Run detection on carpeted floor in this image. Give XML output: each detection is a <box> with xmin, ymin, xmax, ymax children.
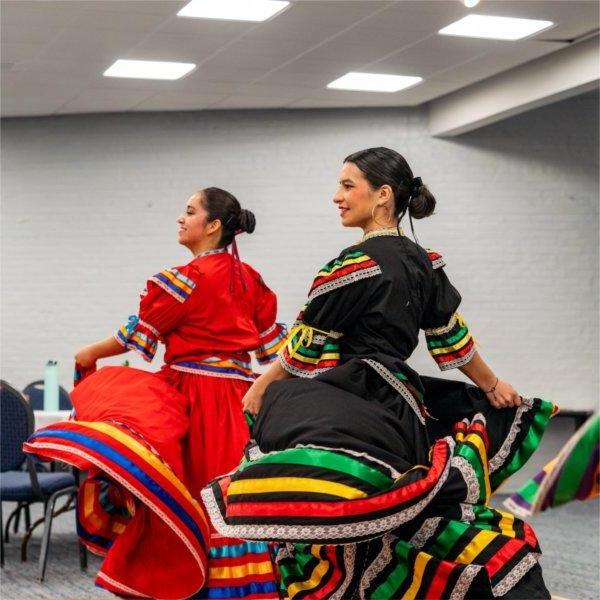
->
<box><xmin>1</xmin><ymin>497</ymin><xmax>598</xmax><ymax>599</ymax></box>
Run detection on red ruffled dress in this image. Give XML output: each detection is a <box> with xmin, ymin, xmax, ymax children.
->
<box><xmin>25</xmin><ymin>248</ymin><xmax>287</xmax><ymax>599</ymax></box>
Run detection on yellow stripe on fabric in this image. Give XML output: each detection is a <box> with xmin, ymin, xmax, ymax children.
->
<box><xmin>455</xmin><ymin>431</ymin><xmax>465</xmax><ymax>443</ymax></box>
<box><xmin>286</xmin><ymin>546</ymin><xmax>329</xmax><ymax>598</ymax></box>
<box><xmin>209</xmin><ymin>560</ymin><xmax>274</xmax><ymax>579</ymax></box>
<box><xmin>428</xmin><ymin>332</ymin><xmax>473</xmax><ymax>356</ymax></box>
<box><xmin>228</xmin><ymin>477</ymin><xmax>367</xmax><ymax>499</ymax></box>
<box><xmin>454</xmin><ymin>530</ymin><xmax>498</xmax><ymax>564</ymax></box>
<box><xmin>403</xmin><ymin>552</ymin><xmax>432</xmax><ymax>600</ymax></box>
<box><xmin>317</xmin><ymin>255</ymin><xmax>371</xmax><ymax>277</ymax></box>
<box><xmin>83</xmin><ymin>481</ymin><xmax>104</xmax><ymax>530</ymax></box>
<box><xmin>112</xmin><ymin>522</ymin><xmax>126</xmax><ymax>534</ymax></box>
<box><xmin>287</xmin><ymin>351</ymin><xmax>340</xmax><ymax>366</ymax></box>
<box><xmin>77</xmin><ymin>422</ymin><xmax>208</xmax><ymax>524</ymax></box>
<box><xmin>497</xmin><ymin>510</ymin><xmax>516</xmax><ymax>538</ymax></box>
<box><xmin>161</xmin><ymin>269</ymin><xmax>194</xmax><ymax>294</ymax></box>
<box><xmin>464</xmin><ymin>432</ymin><xmax>491</xmax><ymax>502</ymax></box>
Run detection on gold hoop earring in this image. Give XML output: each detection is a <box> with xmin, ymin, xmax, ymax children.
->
<box><xmin>371</xmin><ymin>204</ymin><xmax>392</xmax><ymax>228</ymax></box>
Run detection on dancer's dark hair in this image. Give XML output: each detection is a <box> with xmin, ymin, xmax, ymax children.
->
<box><xmin>200</xmin><ymin>187</ymin><xmax>256</xmax><ymax>247</ymax></box>
<box><xmin>344</xmin><ymin>147</ymin><xmax>436</xmax><ymax>220</ymax></box>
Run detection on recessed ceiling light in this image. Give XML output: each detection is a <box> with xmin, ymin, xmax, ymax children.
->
<box><xmin>103</xmin><ymin>59</ymin><xmax>196</xmax><ymax>80</ymax></box>
<box><xmin>439</xmin><ymin>14</ymin><xmax>554</xmax><ymax>40</ymax></box>
<box><xmin>178</xmin><ymin>0</ymin><xmax>289</xmax><ymax>22</ymax></box>
<box><xmin>463</xmin><ymin>0</ymin><xmax>480</xmax><ymax>7</ymax></box>
<box><xmin>327</xmin><ymin>72</ymin><xmax>423</xmax><ymax>93</ymax></box>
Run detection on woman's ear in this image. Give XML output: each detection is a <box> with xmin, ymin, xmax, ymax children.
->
<box><xmin>378</xmin><ymin>185</ymin><xmax>393</xmax><ymax>205</ymax></box>
<box><xmin>207</xmin><ymin>219</ymin><xmax>222</xmax><ymax>236</ymax></box>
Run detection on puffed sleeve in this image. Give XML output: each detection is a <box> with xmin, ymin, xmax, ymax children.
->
<box><xmin>114</xmin><ymin>266</ymin><xmax>197</xmax><ymax>362</ymax></box>
<box><xmin>279</xmin><ymin>249</ymin><xmax>382</xmax><ymax>377</ymax></box>
<box><xmin>252</xmin><ymin>275</ymin><xmax>288</xmax><ymax>365</ymax></box>
<box><xmin>421</xmin><ymin>250</ymin><xmax>475</xmax><ymax>371</ymax></box>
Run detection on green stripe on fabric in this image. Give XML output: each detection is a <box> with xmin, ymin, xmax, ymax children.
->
<box><xmin>370</xmin><ymin>540</ymin><xmax>412</xmax><ymax>598</ymax></box>
<box><xmin>427</xmin><ymin>520</ymin><xmax>470</xmax><ymax>559</ymax></box>
<box><xmin>237</xmin><ymin>448</ymin><xmax>393</xmax><ymax>490</ymax></box>
<box><xmin>470</xmin><ymin>506</ymin><xmax>496</xmax><ymax>531</ymax></box>
<box><xmin>426</xmin><ymin>325</ymin><xmax>468</xmax><ymax>349</ymax></box>
<box><xmin>490</xmin><ymin>400</ymin><xmax>555</xmax><ymax>489</ymax></box>
<box><xmin>456</xmin><ymin>443</ymin><xmax>486</xmax><ymax>502</ymax></box>
<box><xmin>319</xmin><ymin>251</ymin><xmax>366</xmax><ymax>274</ymax></box>
<box><xmin>392</xmin><ymin>370</ymin><xmax>409</xmax><ymax>382</ymax></box>
<box><xmin>554</xmin><ymin>420</ymin><xmax>599</xmax><ymax>504</ymax></box>
<box><xmin>295</xmin><ymin>342</ymin><xmax>340</xmax><ymax>359</ymax></box>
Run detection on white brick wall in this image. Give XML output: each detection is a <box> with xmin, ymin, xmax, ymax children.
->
<box><xmin>1</xmin><ymin>93</ymin><xmax>598</xmax><ymax>414</ymax></box>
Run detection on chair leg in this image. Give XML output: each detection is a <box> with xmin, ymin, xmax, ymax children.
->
<box><xmin>24</xmin><ymin>504</ymin><xmax>31</xmax><ymax>530</ymax></box>
<box><xmin>1</xmin><ymin>503</ymin><xmax>5</xmax><ymax>568</ymax></box>
<box><xmin>78</xmin><ymin>542</ymin><xmax>88</xmax><ymax>571</ymax></box>
<box><xmin>13</xmin><ymin>504</ymin><xmax>21</xmax><ymax>534</ymax></box>
<box><xmin>4</xmin><ymin>505</ymin><xmax>21</xmax><ymax>543</ymax></box>
<box><xmin>39</xmin><ymin>488</ymin><xmax>76</xmax><ymax>582</ymax></box>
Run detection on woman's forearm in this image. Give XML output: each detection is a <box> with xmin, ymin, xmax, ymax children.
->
<box><xmin>254</xmin><ymin>359</ymin><xmax>293</xmax><ymax>392</ymax></box>
<box><xmin>76</xmin><ymin>336</ymin><xmax>127</xmax><ymax>366</ymax></box>
<box><xmin>458</xmin><ymin>351</ymin><xmax>497</xmax><ymax>391</ymax></box>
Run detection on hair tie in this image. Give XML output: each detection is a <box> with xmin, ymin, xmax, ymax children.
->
<box><xmin>410</xmin><ymin>176</ymin><xmax>422</xmax><ymax>198</ymax></box>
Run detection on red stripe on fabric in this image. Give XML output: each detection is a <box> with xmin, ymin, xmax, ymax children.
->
<box><xmin>435</xmin><ymin>340</ymin><xmax>474</xmax><ymax>363</ymax></box>
<box><xmin>227</xmin><ymin>442</ymin><xmax>450</xmax><ymax>519</ymax></box>
<box><xmin>27</xmin><ymin>427</ymin><xmax>208</xmax><ymax>555</ymax></box>
<box><xmin>485</xmin><ymin>539</ymin><xmax>524</xmax><ymax>577</ymax></box>
<box><xmin>310</xmin><ymin>260</ymin><xmax>377</xmax><ymax>292</ymax></box>
<box><xmin>523</xmin><ymin>522</ymin><xmax>538</xmax><ymax>548</ymax></box>
<box><xmin>206</xmin><ymin>572</ymin><xmax>276</xmax><ymax>588</ymax></box>
<box><xmin>469</xmin><ymin>422</ymin><xmax>490</xmax><ymax>451</ymax></box>
<box><xmin>209</xmin><ymin>554</ymin><xmax>273</xmax><ymax>568</ymax></box>
<box><xmin>312</xmin><ymin>546</ymin><xmax>343</xmax><ymax>599</ymax></box>
<box><xmin>427</xmin><ymin>559</ymin><xmax>456</xmax><ymax>599</ymax></box>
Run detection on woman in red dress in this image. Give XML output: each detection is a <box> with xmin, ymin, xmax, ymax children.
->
<box><xmin>25</xmin><ymin>188</ymin><xmax>287</xmax><ymax>599</ymax></box>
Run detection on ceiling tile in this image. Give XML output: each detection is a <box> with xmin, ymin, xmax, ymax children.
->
<box><xmin>57</xmin><ymin>88</ymin><xmax>154</xmax><ymax>113</ymax></box>
<box><xmin>133</xmin><ymin>91</ymin><xmax>225</xmax><ymax>111</ymax></box>
<box><xmin>214</xmin><ymin>95</ymin><xmax>294</xmax><ymax>109</ymax></box>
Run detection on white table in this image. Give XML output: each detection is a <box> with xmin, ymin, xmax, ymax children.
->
<box><xmin>33</xmin><ymin>410</ymin><xmax>71</xmax><ymax>430</ymax></box>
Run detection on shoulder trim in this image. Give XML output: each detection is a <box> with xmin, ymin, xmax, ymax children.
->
<box><xmin>426</xmin><ymin>249</ymin><xmax>446</xmax><ymax>270</ymax></box>
<box><xmin>150</xmin><ymin>267</ymin><xmax>196</xmax><ymax>303</ymax></box>
<box><xmin>308</xmin><ymin>251</ymin><xmax>382</xmax><ymax>301</ymax></box>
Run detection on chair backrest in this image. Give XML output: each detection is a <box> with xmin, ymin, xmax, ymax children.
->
<box><xmin>1</xmin><ymin>380</ymin><xmax>34</xmax><ymax>472</ymax></box>
<box><xmin>23</xmin><ymin>380</ymin><xmax>72</xmax><ymax>411</ymax></box>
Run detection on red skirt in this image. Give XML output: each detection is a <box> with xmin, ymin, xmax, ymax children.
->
<box><xmin>24</xmin><ymin>366</ymin><xmax>279</xmax><ymax>599</ymax></box>
<box><xmin>156</xmin><ymin>365</ymin><xmax>252</xmax><ymax>498</ymax></box>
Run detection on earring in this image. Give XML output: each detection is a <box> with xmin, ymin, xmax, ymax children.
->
<box><xmin>371</xmin><ymin>204</ymin><xmax>392</xmax><ymax>228</ymax></box>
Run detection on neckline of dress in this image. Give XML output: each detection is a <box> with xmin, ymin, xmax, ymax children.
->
<box><xmin>194</xmin><ymin>247</ymin><xmax>227</xmax><ymax>258</ymax></box>
<box><xmin>360</xmin><ymin>227</ymin><xmax>404</xmax><ymax>242</ymax></box>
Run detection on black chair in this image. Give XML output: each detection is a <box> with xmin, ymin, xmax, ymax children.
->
<box><xmin>22</xmin><ymin>380</ymin><xmax>72</xmax><ymax>411</ymax></box>
<box><xmin>0</xmin><ymin>380</ymin><xmax>79</xmax><ymax>580</ymax></box>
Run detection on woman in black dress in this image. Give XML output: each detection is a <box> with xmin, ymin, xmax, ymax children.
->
<box><xmin>202</xmin><ymin>148</ymin><xmax>555</xmax><ymax>599</ymax></box>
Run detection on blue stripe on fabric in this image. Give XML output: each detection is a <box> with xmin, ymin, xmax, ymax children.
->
<box><xmin>29</xmin><ymin>429</ymin><xmax>206</xmax><ymax>550</ymax></box>
<box><xmin>199</xmin><ymin>581</ymin><xmax>278</xmax><ymax>599</ymax></box>
<box><xmin>175</xmin><ymin>362</ymin><xmax>252</xmax><ymax>377</ymax></box>
<box><xmin>155</xmin><ymin>273</ymin><xmax>187</xmax><ymax>300</ymax></box>
<box><xmin>76</xmin><ymin>521</ymin><xmax>113</xmax><ymax>551</ymax></box>
<box><xmin>208</xmin><ymin>541</ymin><xmax>270</xmax><ymax>559</ymax></box>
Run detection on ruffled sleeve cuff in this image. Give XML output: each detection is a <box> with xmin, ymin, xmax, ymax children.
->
<box><xmin>424</xmin><ymin>312</ymin><xmax>475</xmax><ymax>371</ymax></box>
<box><xmin>114</xmin><ymin>315</ymin><xmax>160</xmax><ymax>363</ymax></box>
<box><xmin>278</xmin><ymin>323</ymin><xmax>342</xmax><ymax>378</ymax></box>
<box><xmin>255</xmin><ymin>323</ymin><xmax>288</xmax><ymax>365</ymax></box>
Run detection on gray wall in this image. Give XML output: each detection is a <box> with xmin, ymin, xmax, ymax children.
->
<box><xmin>1</xmin><ymin>93</ymin><xmax>598</xmax><ymax>415</ymax></box>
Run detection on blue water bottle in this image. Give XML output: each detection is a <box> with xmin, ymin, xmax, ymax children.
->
<box><xmin>44</xmin><ymin>360</ymin><xmax>59</xmax><ymax>411</ymax></box>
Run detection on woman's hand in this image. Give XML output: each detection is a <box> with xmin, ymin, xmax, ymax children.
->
<box><xmin>75</xmin><ymin>345</ymin><xmax>98</xmax><ymax>368</ymax></box>
<box><xmin>486</xmin><ymin>379</ymin><xmax>522</xmax><ymax>409</ymax></box>
<box><xmin>242</xmin><ymin>383</ymin><xmax>265</xmax><ymax>417</ymax></box>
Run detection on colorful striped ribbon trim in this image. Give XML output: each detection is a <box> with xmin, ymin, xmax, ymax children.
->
<box><xmin>424</xmin><ymin>312</ymin><xmax>475</xmax><ymax>370</ymax></box>
<box><xmin>308</xmin><ymin>251</ymin><xmax>382</xmax><ymax>301</ymax></box>
<box><xmin>255</xmin><ymin>323</ymin><xmax>288</xmax><ymax>365</ymax></box>
<box><xmin>151</xmin><ymin>267</ymin><xmax>196</xmax><ymax>303</ymax></box>
<box><xmin>171</xmin><ymin>357</ymin><xmax>256</xmax><ymax>382</ymax></box>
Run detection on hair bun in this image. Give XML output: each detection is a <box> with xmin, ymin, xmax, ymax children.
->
<box><xmin>409</xmin><ymin>183</ymin><xmax>436</xmax><ymax>220</ymax></box>
<box><xmin>238</xmin><ymin>208</ymin><xmax>256</xmax><ymax>234</ymax></box>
